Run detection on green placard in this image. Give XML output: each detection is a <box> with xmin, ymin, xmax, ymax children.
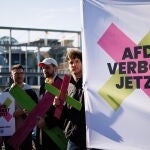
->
<box><xmin>45</xmin><ymin>83</ymin><xmax>82</xmax><ymax>111</ymax></box>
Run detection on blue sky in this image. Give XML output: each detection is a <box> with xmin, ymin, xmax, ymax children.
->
<box><xmin>0</xmin><ymin>0</ymin><xmax>81</xmax><ymax>31</ymax></box>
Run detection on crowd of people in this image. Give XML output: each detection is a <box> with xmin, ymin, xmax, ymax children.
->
<box><xmin>0</xmin><ymin>49</ymin><xmax>87</xmax><ymax>150</ymax></box>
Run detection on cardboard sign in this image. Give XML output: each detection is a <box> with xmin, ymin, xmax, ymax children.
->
<box><xmin>0</xmin><ymin>92</ymin><xmax>15</xmax><ymax>136</ymax></box>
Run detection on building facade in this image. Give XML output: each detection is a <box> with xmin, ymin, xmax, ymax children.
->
<box><xmin>0</xmin><ymin>27</ymin><xmax>81</xmax><ymax>91</ymax></box>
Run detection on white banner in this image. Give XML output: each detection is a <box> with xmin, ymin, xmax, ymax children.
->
<box><xmin>81</xmin><ymin>0</ymin><xmax>150</xmax><ymax>150</ymax></box>
<box><xmin>0</xmin><ymin>92</ymin><xmax>15</xmax><ymax>136</ymax></box>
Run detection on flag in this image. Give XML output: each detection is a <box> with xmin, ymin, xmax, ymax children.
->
<box><xmin>81</xmin><ymin>0</ymin><xmax>150</xmax><ymax>149</ymax></box>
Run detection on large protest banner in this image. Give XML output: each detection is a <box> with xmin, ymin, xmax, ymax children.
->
<box><xmin>0</xmin><ymin>92</ymin><xmax>15</xmax><ymax>136</ymax></box>
<box><xmin>81</xmin><ymin>0</ymin><xmax>150</xmax><ymax>150</ymax></box>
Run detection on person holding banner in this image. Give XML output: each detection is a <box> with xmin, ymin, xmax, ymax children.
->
<box><xmin>54</xmin><ymin>49</ymin><xmax>86</xmax><ymax>150</ymax></box>
<box><xmin>3</xmin><ymin>64</ymin><xmax>38</xmax><ymax>150</ymax></box>
<box><xmin>36</xmin><ymin>57</ymin><xmax>63</xmax><ymax>150</ymax></box>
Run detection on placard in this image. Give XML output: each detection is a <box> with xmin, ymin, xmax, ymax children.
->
<box><xmin>0</xmin><ymin>92</ymin><xmax>15</xmax><ymax>136</ymax></box>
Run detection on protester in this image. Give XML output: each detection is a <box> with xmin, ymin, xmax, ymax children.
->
<box><xmin>36</xmin><ymin>57</ymin><xmax>63</xmax><ymax>150</ymax></box>
<box><xmin>54</xmin><ymin>49</ymin><xmax>86</xmax><ymax>150</ymax></box>
<box><xmin>3</xmin><ymin>64</ymin><xmax>38</xmax><ymax>150</ymax></box>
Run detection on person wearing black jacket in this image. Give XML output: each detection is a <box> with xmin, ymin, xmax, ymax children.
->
<box><xmin>36</xmin><ymin>57</ymin><xmax>63</xmax><ymax>150</ymax></box>
<box><xmin>3</xmin><ymin>64</ymin><xmax>38</xmax><ymax>150</ymax></box>
<box><xmin>54</xmin><ymin>49</ymin><xmax>86</xmax><ymax>150</ymax></box>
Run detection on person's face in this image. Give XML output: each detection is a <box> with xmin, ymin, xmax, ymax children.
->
<box><xmin>42</xmin><ymin>64</ymin><xmax>57</xmax><ymax>78</ymax></box>
<box><xmin>11</xmin><ymin>68</ymin><xmax>25</xmax><ymax>84</ymax></box>
<box><xmin>68</xmin><ymin>57</ymin><xmax>82</xmax><ymax>78</ymax></box>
